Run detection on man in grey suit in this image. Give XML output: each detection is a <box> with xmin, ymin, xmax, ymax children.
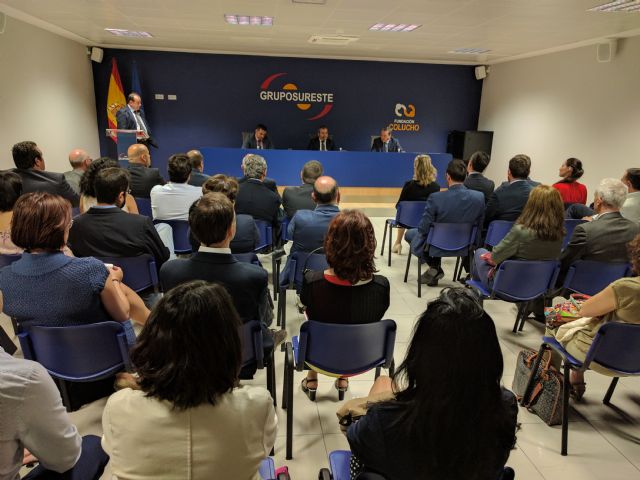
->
<box><xmin>464</xmin><ymin>151</ymin><xmax>494</xmax><ymax>203</ymax></box>
<box><xmin>282</xmin><ymin>160</ymin><xmax>323</xmax><ymax>218</ymax></box>
<box><xmin>63</xmin><ymin>149</ymin><xmax>92</xmax><ymax>194</ymax></box>
<box><xmin>186</xmin><ymin>150</ymin><xmax>210</xmax><ymax>187</ymax></box>
<box><xmin>371</xmin><ymin>127</ymin><xmax>403</xmax><ymax>152</ymax></box>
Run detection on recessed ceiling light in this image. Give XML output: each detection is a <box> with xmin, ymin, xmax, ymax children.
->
<box><xmin>450</xmin><ymin>47</ymin><xmax>492</xmax><ymax>54</ymax></box>
<box><xmin>369</xmin><ymin>23</ymin><xmax>421</xmax><ymax>32</ymax></box>
<box><xmin>588</xmin><ymin>0</ymin><xmax>640</xmax><ymax>12</ymax></box>
<box><xmin>225</xmin><ymin>14</ymin><xmax>274</xmax><ymax>26</ymax></box>
<box><xmin>105</xmin><ymin>28</ymin><xmax>153</xmax><ymax>38</ymax></box>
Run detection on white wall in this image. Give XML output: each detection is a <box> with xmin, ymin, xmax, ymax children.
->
<box><xmin>0</xmin><ymin>16</ymin><xmax>99</xmax><ymax>173</ymax></box>
<box><xmin>479</xmin><ymin>36</ymin><xmax>640</xmax><ymax>197</ymax></box>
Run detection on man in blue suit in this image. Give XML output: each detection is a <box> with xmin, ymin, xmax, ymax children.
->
<box><xmin>116</xmin><ymin>92</ymin><xmax>157</xmax><ymax>148</ymax></box>
<box><xmin>485</xmin><ymin>154</ymin><xmax>534</xmax><ymax>227</ymax></box>
<box><xmin>405</xmin><ymin>159</ymin><xmax>485</xmax><ymax>286</ymax></box>
<box><xmin>371</xmin><ymin>127</ymin><xmax>403</xmax><ymax>152</ymax></box>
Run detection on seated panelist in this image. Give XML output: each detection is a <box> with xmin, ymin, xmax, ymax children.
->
<box><xmin>371</xmin><ymin>127</ymin><xmax>403</xmax><ymax>153</ymax></box>
<box><xmin>307</xmin><ymin>125</ymin><xmax>336</xmax><ymax>151</ymax></box>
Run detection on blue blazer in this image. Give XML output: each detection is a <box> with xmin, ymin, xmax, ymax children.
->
<box><xmin>116</xmin><ymin>106</ymin><xmax>151</xmax><ymax>135</ymax></box>
<box><xmin>410</xmin><ymin>184</ymin><xmax>485</xmax><ymax>257</ymax></box>
<box><xmin>371</xmin><ymin>137</ymin><xmax>403</xmax><ymax>152</ymax></box>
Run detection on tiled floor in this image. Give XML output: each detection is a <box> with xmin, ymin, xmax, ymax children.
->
<box><xmin>5</xmin><ymin>216</ymin><xmax>640</xmax><ymax>479</ymax></box>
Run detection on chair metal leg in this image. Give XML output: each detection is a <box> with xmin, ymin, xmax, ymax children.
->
<box><xmin>521</xmin><ymin>344</ymin><xmax>547</xmax><ymax>406</ymax></box>
<box><xmin>512</xmin><ymin>302</ymin><xmax>527</xmax><ymax>333</ymax></box>
<box><xmin>561</xmin><ymin>362</ymin><xmax>571</xmax><ymax>456</ymax></box>
<box><xmin>404</xmin><ymin>251</ymin><xmax>412</xmax><ymax>283</ymax></box>
<box><xmin>453</xmin><ymin>257</ymin><xmax>460</xmax><ymax>281</ymax></box>
<box><xmin>272</xmin><ymin>256</ymin><xmax>278</xmax><ymax>301</ymax></box>
<box><xmin>267</xmin><ymin>350</ymin><xmax>277</xmax><ymax>407</ymax></box>
<box><xmin>285</xmin><ymin>344</ymin><xmax>294</xmax><ymax>460</ymax></box>
<box><xmin>375</xmin><ymin>366</ymin><xmax>381</xmax><ymax>379</ymax></box>
<box><xmin>282</xmin><ymin>344</ymin><xmax>291</xmax><ymax>410</ymax></box>
<box><xmin>387</xmin><ymin>225</ymin><xmax>393</xmax><ymax>267</ymax></box>
<box><xmin>380</xmin><ymin>221</ymin><xmax>388</xmax><ymax>256</ymax></box>
<box><xmin>59</xmin><ymin>379</ymin><xmax>73</xmax><ymax>412</ymax></box>
<box><xmin>389</xmin><ymin>358</ymin><xmax>395</xmax><ymax>376</ymax></box>
<box><xmin>417</xmin><ymin>259</ymin><xmax>422</xmax><ymax>298</ymax></box>
<box><xmin>603</xmin><ymin>377</ymin><xmax>619</xmax><ymax>405</ymax></box>
<box><xmin>518</xmin><ymin>301</ymin><xmax>530</xmax><ymax>331</ymax></box>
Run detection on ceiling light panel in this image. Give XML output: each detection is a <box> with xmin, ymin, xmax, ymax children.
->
<box><xmin>292</xmin><ymin>0</ymin><xmax>327</xmax><ymax>3</ymax></box>
<box><xmin>369</xmin><ymin>23</ymin><xmax>421</xmax><ymax>32</ymax></box>
<box><xmin>105</xmin><ymin>28</ymin><xmax>153</xmax><ymax>37</ymax></box>
<box><xmin>588</xmin><ymin>1</ymin><xmax>640</xmax><ymax>12</ymax></box>
<box><xmin>225</xmin><ymin>15</ymin><xmax>274</xmax><ymax>26</ymax></box>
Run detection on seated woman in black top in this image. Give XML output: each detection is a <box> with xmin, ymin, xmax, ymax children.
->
<box><xmin>347</xmin><ymin>288</ymin><xmax>517</xmax><ymax>480</ymax></box>
<box><xmin>301</xmin><ymin>210</ymin><xmax>390</xmax><ymax>400</ymax></box>
<box><xmin>392</xmin><ymin>154</ymin><xmax>440</xmax><ymax>255</ymax></box>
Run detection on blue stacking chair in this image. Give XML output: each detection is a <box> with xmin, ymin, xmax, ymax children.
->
<box><xmin>281</xmin><ymin>217</ymin><xmax>292</xmax><ymax>242</ymax></box>
<box><xmin>240</xmin><ymin>321</ymin><xmax>276</xmax><ymax>406</ymax></box>
<box><xmin>134</xmin><ymin>197</ymin><xmax>152</xmax><ymax>218</ymax></box>
<box><xmin>485</xmin><ymin>220</ymin><xmax>514</xmax><ymax>248</ymax></box>
<box><xmin>282</xmin><ymin>320</ymin><xmax>396</xmax><ymax>459</ymax></box>
<box><xmin>154</xmin><ymin>219</ymin><xmax>192</xmax><ymax>254</ymax></box>
<box><xmin>234</xmin><ymin>252</ymin><xmax>263</xmax><ymax>266</ymax></box>
<box><xmin>404</xmin><ymin>222</ymin><xmax>477</xmax><ymax>298</ymax></box>
<box><xmin>254</xmin><ymin>219</ymin><xmax>280</xmax><ymax>299</ymax></box>
<box><xmin>562</xmin><ymin>260</ymin><xmax>631</xmax><ymax>296</ymax></box>
<box><xmin>18</xmin><ymin>322</ymin><xmax>132</xmax><ymax>411</ymax></box>
<box><xmin>380</xmin><ymin>201</ymin><xmax>427</xmax><ymax>267</ymax></box>
<box><xmin>319</xmin><ymin>450</ymin><xmax>515</xmax><ymax>480</ymax></box>
<box><xmin>259</xmin><ymin>457</ymin><xmax>290</xmax><ymax>479</ymax></box>
<box><xmin>95</xmin><ymin>254</ymin><xmax>159</xmax><ymax>293</ymax></box>
<box><xmin>276</xmin><ymin>251</ymin><xmax>328</xmax><ymax>332</ymax></box>
<box><xmin>467</xmin><ymin>260</ymin><xmax>560</xmax><ymax>333</ymax></box>
<box><xmin>523</xmin><ymin>323</ymin><xmax>640</xmax><ymax>456</ymax></box>
<box><xmin>562</xmin><ymin>219</ymin><xmax>587</xmax><ymax>250</ymax></box>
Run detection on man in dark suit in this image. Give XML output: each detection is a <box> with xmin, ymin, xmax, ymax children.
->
<box><xmin>282</xmin><ymin>160</ymin><xmax>323</xmax><ymax>218</ymax></box>
<box><xmin>405</xmin><ymin>160</ymin><xmax>485</xmax><ymax>286</ymax></box>
<box><xmin>115</xmin><ymin>92</ymin><xmax>157</xmax><ymax>148</ymax></box>
<box><xmin>484</xmin><ymin>154</ymin><xmax>534</xmax><ymax>227</ymax></box>
<box><xmin>126</xmin><ymin>143</ymin><xmax>165</xmax><ymax>198</ymax></box>
<box><xmin>186</xmin><ymin>150</ymin><xmax>209</xmax><ymax>187</ymax></box>
<box><xmin>11</xmin><ymin>141</ymin><xmax>79</xmax><ymax>207</ymax></box>
<box><xmin>68</xmin><ymin>167</ymin><xmax>170</xmax><ymax>272</ymax></box>
<box><xmin>238</xmin><ymin>153</ymin><xmax>278</xmax><ymax>193</ymax></box>
<box><xmin>464</xmin><ymin>151</ymin><xmax>495</xmax><ymax>203</ymax></box>
<box><xmin>241</xmin><ymin>123</ymin><xmax>274</xmax><ymax>149</ymax></box>
<box><xmin>371</xmin><ymin>127</ymin><xmax>403</xmax><ymax>153</ymax></box>
<box><xmin>307</xmin><ymin>126</ymin><xmax>336</xmax><ymax>151</ymax></box>
<box><xmin>559</xmin><ymin>178</ymin><xmax>640</xmax><ymax>283</ymax></box>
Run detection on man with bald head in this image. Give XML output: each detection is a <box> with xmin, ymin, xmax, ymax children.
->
<box><xmin>187</xmin><ymin>149</ymin><xmax>210</xmax><ymax>187</ymax></box>
<box><xmin>126</xmin><ymin>143</ymin><xmax>165</xmax><ymax>198</ymax></box>
<box><xmin>64</xmin><ymin>149</ymin><xmax>91</xmax><ymax>194</ymax></box>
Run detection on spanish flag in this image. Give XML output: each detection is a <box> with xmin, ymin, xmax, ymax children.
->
<box><xmin>106</xmin><ymin>58</ymin><xmax>126</xmax><ymax>142</ymax></box>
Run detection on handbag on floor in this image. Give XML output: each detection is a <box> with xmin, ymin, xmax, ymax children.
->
<box><xmin>512</xmin><ymin>348</ymin><xmax>564</xmax><ymax>426</ymax></box>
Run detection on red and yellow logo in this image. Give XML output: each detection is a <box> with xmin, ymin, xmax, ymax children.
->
<box><xmin>259</xmin><ymin>73</ymin><xmax>334</xmax><ymax>120</ymax></box>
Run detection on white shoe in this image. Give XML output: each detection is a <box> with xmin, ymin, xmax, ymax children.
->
<box><xmin>391</xmin><ymin>243</ymin><xmax>402</xmax><ymax>254</ymax></box>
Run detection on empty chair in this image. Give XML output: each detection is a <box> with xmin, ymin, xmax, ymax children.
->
<box><xmin>135</xmin><ymin>197</ymin><xmax>152</xmax><ymax>217</ymax></box>
<box><xmin>485</xmin><ymin>220</ymin><xmax>515</xmax><ymax>248</ymax></box>
<box><xmin>562</xmin><ymin>260</ymin><xmax>631</xmax><ymax>296</ymax></box>
<box><xmin>95</xmin><ymin>254</ymin><xmax>159</xmax><ymax>293</ymax></box>
<box><xmin>380</xmin><ymin>201</ymin><xmax>427</xmax><ymax>266</ymax></box>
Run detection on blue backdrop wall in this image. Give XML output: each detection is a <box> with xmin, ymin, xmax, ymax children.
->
<box><xmin>93</xmin><ymin>49</ymin><xmax>482</xmax><ymax>176</ymax></box>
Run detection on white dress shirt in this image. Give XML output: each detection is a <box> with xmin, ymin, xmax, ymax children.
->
<box><xmin>150</xmin><ymin>182</ymin><xmax>202</xmax><ymax>221</ymax></box>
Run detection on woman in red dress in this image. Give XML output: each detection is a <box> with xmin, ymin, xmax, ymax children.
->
<box><xmin>553</xmin><ymin>157</ymin><xmax>587</xmax><ymax>206</ymax></box>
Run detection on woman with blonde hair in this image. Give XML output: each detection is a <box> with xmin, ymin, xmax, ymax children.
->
<box><xmin>391</xmin><ymin>154</ymin><xmax>440</xmax><ymax>254</ymax></box>
<box><xmin>472</xmin><ymin>185</ymin><xmax>565</xmax><ymax>289</ymax></box>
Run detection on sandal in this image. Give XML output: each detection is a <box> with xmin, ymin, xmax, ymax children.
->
<box><xmin>335</xmin><ymin>377</ymin><xmax>349</xmax><ymax>401</ymax></box>
<box><xmin>301</xmin><ymin>378</ymin><xmax>318</xmax><ymax>401</ymax></box>
<box><xmin>570</xmin><ymin>382</ymin><xmax>586</xmax><ymax>402</ymax></box>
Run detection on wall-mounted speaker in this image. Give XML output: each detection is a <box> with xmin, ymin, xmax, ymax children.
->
<box><xmin>0</xmin><ymin>13</ymin><xmax>6</xmax><ymax>34</ymax></box>
<box><xmin>597</xmin><ymin>39</ymin><xmax>617</xmax><ymax>63</ymax></box>
<box><xmin>474</xmin><ymin>65</ymin><xmax>488</xmax><ymax>80</ymax></box>
<box><xmin>90</xmin><ymin>47</ymin><xmax>104</xmax><ymax>63</ymax></box>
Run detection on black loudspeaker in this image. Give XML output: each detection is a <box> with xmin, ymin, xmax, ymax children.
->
<box><xmin>446</xmin><ymin>130</ymin><xmax>494</xmax><ymax>161</ymax></box>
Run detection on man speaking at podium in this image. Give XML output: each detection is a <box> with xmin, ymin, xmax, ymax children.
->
<box><xmin>116</xmin><ymin>92</ymin><xmax>158</xmax><ymax>148</ymax></box>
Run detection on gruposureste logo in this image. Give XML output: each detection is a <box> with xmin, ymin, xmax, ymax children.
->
<box><xmin>259</xmin><ymin>72</ymin><xmax>334</xmax><ymax>120</ymax></box>
<box><xmin>392</xmin><ymin>102</ymin><xmax>420</xmax><ymax>131</ymax></box>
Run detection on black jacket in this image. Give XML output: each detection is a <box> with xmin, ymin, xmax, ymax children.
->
<box><xmin>307</xmin><ymin>137</ymin><xmax>336</xmax><ymax>151</ymax></box>
<box><xmin>464</xmin><ymin>172</ymin><xmax>495</xmax><ymax>203</ymax></box>
<box><xmin>13</xmin><ymin>168</ymin><xmax>79</xmax><ymax>207</ymax></box>
<box><xmin>236</xmin><ymin>179</ymin><xmax>282</xmax><ymax>227</ymax></box>
<box><xmin>127</xmin><ymin>163</ymin><xmax>165</xmax><ymax>198</ymax></box>
<box><xmin>484</xmin><ymin>180</ymin><xmax>533</xmax><ymax>227</ymax></box>
<box><xmin>282</xmin><ymin>184</ymin><xmax>315</xmax><ymax>219</ymax></box>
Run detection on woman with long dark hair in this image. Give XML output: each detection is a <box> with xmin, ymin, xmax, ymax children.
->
<box><xmin>553</xmin><ymin>157</ymin><xmax>587</xmax><ymax>206</ymax></box>
<box><xmin>347</xmin><ymin>288</ymin><xmax>517</xmax><ymax>480</ymax></box>
<box><xmin>79</xmin><ymin>157</ymin><xmax>139</xmax><ymax>214</ymax></box>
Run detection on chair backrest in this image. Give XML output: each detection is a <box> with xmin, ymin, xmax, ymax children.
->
<box><xmin>563</xmin><ymin>219</ymin><xmax>587</xmax><ymax>249</ymax></box>
<box><xmin>95</xmin><ymin>254</ymin><xmax>158</xmax><ymax>292</ymax></box>
<box><xmin>0</xmin><ymin>254</ymin><xmax>21</xmax><ymax>269</ymax></box>
<box><xmin>284</xmin><ymin>251</ymin><xmax>329</xmax><ymax>289</ymax></box>
<box><xmin>157</xmin><ymin>219</ymin><xmax>191</xmax><ymax>254</ymax></box>
<box><xmin>135</xmin><ymin>197</ymin><xmax>152</xmax><ymax>217</ymax></box>
<box><xmin>18</xmin><ymin>322</ymin><xmax>131</xmax><ymax>382</ymax></box>
<box><xmin>297</xmin><ymin>319</ymin><xmax>396</xmax><ymax>375</ymax></box>
<box><xmin>234</xmin><ymin>252</ymin><xmax>262</xmax><ymax>266</ymax></box>
<box><xmin>427</xmin><ymin>222</ymin><xmax>477</xmax><ymax>252</ymax></box>
<box><xmin>240</xmin><ymin>320</ymin><xmax>264</xmax><ymax>370</ymax></box>
<box><xmin>254</xmin><ymin>220</ymin><xmax>274</xmax><ymax>251</ymax></box>
<box><xmin>395</xmin><ymin>201</ymin><xmax>427</xmax><ymax>229</ymax></box>
<box><xmin>586</xmin><ymin>322</ymin><xmax>640</xmax><ymax>375</ymax></box>
<box><xmin>281</xmin><ymin>217</ymin><xmax>292</xmax><ymax>242</ymax></box>
<box><xmin>492</xmin><ymin>260</ymin><xmax>560</xmax><ymax>301</ymax></box>
<box><xmin>563</xmin><ymin>260</ymin><xmax>631</xmax><ymax>296</ymax></box>
<box><xmin>485</xmin><ymin>220</ymin><xmax>514</xmax><ymax>247</ymax></box>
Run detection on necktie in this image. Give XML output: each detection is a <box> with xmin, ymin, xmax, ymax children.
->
<box><xmin>257</xmin><ymin>141</ymin><xmax>263</xmax><ymax>149</ymax></box>
<box><xmin>134</xmin><ymin>111</ymin><xmax>148</xmax><ymax>135</ymax></box>
<box><xmin>321</xmin><ymin>141</ymin><xmax>325</xmax><ymax>151</ymax></box>
<box><xmin>383</xmin><ymin>142</ymin><xmax>388</xmax><ymax>153</ymax></box>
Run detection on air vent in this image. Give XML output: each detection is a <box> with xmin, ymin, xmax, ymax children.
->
<box><xmin>308</xmin><ymin>35</ymin><xmax>359</xmax><ymax>46</ymax></box>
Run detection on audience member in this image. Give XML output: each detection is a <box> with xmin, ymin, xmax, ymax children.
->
<box><xmin>485</xmin><ymin>154</ymin><xmax>534</xmax><ymax>227</ymax></box>
<box><xmin>126</xmin><ymin>143</ymin><xmax>165</xmax><ymax>198</ymax></box>
<box><xmin>347</xmin><ymin>288</ymin><xmax>517</xmax><ymax>480</ymax></box>
<box><xmin>405</xmin><ymin>159</ymin><xmax>484</xmax><ymax>286</ymax></box>
<box><xmin>186</xmin><ymin>149</ymin><xmax>210</xmax><ymax>187</ymax></box>
<box><xmin>473</xmin><ymin>185</ymin><xmax>564</xmax><ymax>290</ymax></box>
<box><xmin>546</xmin><ymin>234</ymin><xmax>640</xmax><ymax>400</ymax></box>
<box><xmin>553</xmin><ymin>157</ymin><xmax>587</xmax><ymax>206</ymax></box>
<box><xmin>391</xmin><ymin>154</ymin><xmax>441</xmax><ymax>255</ymax></box>
<box><xmin>235</xmin><ymin>154</ymin><xmax>283</xmax><ymax>242</ymax></box>
<box><xmin>79</xmin><ymin>157</ymin><xmax>139</xmax><ymax>214</ymax></box>
<box><xmin>300</xmin><ymin>210</ymin><xmax>390</xmax><ymax>399</ymax></box>
<box><xmin>497</xmin><ymin>154</ymin><xmax>540</xmax><ymax>188</ymax></box>
<box><xmin>64</xmin><ymin>149</ymin><xmax>92</xmax><ymax>195</ymax></box>
<box><xmin>102</xmin><ymin>281</ymin><xmax>277</xmax><ymax>479</ymax></box>
<box><xmin>0</xmin><ymin>171</ymin><xmax>23</xmax><ymax>255</ymax></box>
<box><xmin>242</xmin><ymin>123</ymin><xmax>274</xmax><ymax>149</ymax></box>
<box><xmin>621</xmin><ymin>167</ymin><xmax>640</xmax><ymax>223</ymax></box>
<box><xmin>0</xmin><ymin>193</ymin><xmax>149</xmax><ymax>342</ymax></box>
<box><xmin>464</xmin><ymin>150</ymin><xmax>495</xmax><ymax>202</ymax></box>
<box><xmin>1</xmin><ymin>349</ymin><xmax>109</xmax><ymax>480</ymax></box>
<box><xmin>11</xmin><ymin>141</ymin><xmax>79</xmax><ymax>207</ymax></box>
<box><xmin>282</xmin><ymin>160</ymin><xmax>324</xmax><ymax>218</ymax></box>
<box><xmin>69</xmin><ymin>167</ymin><xmax>170</xmax><ymax>272</ymax></box>
<box><xmin>371</xmin><ymin>126</ymin><xmax>403</xmax><ymax>152</ymax></box>
<box><xmin>238</xmin><ymin>153</ymin><xmax>278</xmax><ymax>193</ymax></box>
<box><xmin>150</xmin><ymin>154</ymin><xmax>202</xmax><ymax>221</ymax></box>
<box><xmin>307</xmin><ymin>125</ymin><xmax>336</xmax><ymax>151</ymax></box>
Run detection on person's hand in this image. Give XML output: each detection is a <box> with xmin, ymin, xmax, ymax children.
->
<box><xmin>581</xmin><ymin>216</ymin><xmax>593</xmax><ymax>222</ymax></box>
<box><xmin>23</xmin><ymin>449</ymin><xmax>37</xmax><ymax>465</ymax></box>
<box><xmin>480</xmin><ymin>252</ymin><xmax>496</xmax><ymax>266</ymax></box>
<box><xmin>109</xmin><ymin>264</ymin><xmax>124</xmax><ymax>283</ymax></box>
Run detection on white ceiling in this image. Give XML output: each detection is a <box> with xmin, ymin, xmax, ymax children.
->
<box><xmin>2</xmin><ymin>0</ymin><xmax>640</xmax><ymax>64</ymax></box>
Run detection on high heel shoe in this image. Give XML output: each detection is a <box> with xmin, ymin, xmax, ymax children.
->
<box><xmin>570</xmin><ymin>381</ymin><xmax>586</xmax><ymax>401</ymax></box>
<box><xmin>391</xmin><ymin>243</ymin><xmax>402</xmax><ymax>255</ymax></box>
<box><xmin>335</xmin><ymin>377</ymin><xmax>349</xmax><ymax>401</ymax></box>
<box><xmin>301</xmin><ymin>378</ymin><xmax>317</xmax><ymax>401</ymax></box>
